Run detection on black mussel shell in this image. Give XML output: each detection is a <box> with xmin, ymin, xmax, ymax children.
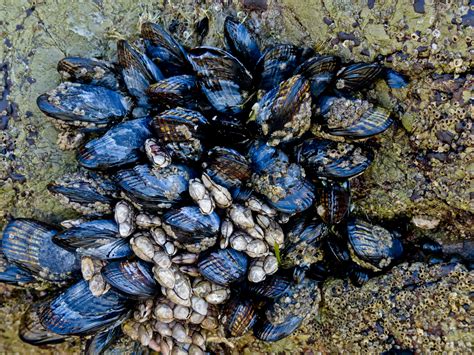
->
<box><xmin>295</xmin><ymin>139</ymin><xmax>374</xmax><ymax>180</ymax></box>
<box><xmin>198</xmin><ymin>248</ymin><xmax>248</xmax><ymax>286</ymax></box>
<box><xmin>247</xmin><ymin>140</ymin><xmax>290</xmax><ymax>175</ymax></box>
<box><xmin>306</xmin><ymin>262</ymin><xmax>331</xmax><ymax>281</ymax></box>
<box><xmin>335</xmin><ymin>62</ymin><xmax>383</xmax><ymax>92</ymax></box>
<box><xmin>418</xmin><ymin>237</ymin><xmax>443</xmax><ymax>256</ymax></box>
<box><xmin>47</xmin><ymin>171</ymin><xmax>118</xmax><ymax>213</ymax></box>
<box><xmin>1</xmin><ymin>219</ymin><xmax>79</xmax><ymax>282</ymax></box>
<box><xmin>282</xmin><ymin>215</ymin><xmax>329</xmax><ymax>268</ymax></box>
<box><xmin>320</xmin><ymin>97</ymin><xmax>393</xmax><ymax>139</ymax></box>
<box><xmin>204</xmin><ymin>147</ymin><xmax>251</xmax><ymax>189</ymax></box>
<box><xmin>37</xmin><ymin>83</ymin><xmax>131</xmax><ymax>125</ymax></box>
<box><xmin>222</xmin><ymin>297</ymin><xmax>258</xmax><ymax>337</ymax></box>
<box><xmin>57</xmin><ymin>57</ymin><xmax>121</xmax><ymax>91</ymax></box>
<box><xmin>0</xmin><ymin>253</ymin><xmax>34</xmax><ymax>284</ymax></box>
<box><xmin>325</xmin><ymin>234</ymin><xmax>351</xmax><ymax>264</ymax></box>
<box><xmin>39</xmin><ymin>280</ymin><xmax>129</xmax><ymax>336</ymax></box>
<box><xmin>152</xmin><ymin>107</ymin><xmax>209</xmax><ymax>142</ymax></box>
<box><xmin>188</xmin><ymin>46</ymin><xmax>253</xmax><ymax>116</ymax></box>
<box><xmin>248</xmin><ymin>275</ymin><xmax>292</xmax><ymax>299</ymax></box>
<box><xmin>147</xmin><ymin>75</ymin><xmax>200</xmax><ymax>109</ymax></box>
<box><xmin>141</xmin><ymin>22</ymin><xmax>189</xmax><ymax>77</ymax></box>
<box><xmin>349</xmin><ymin>265</ymin><xmax>370</xmax><ymax>287</ymax></box>
<box><xmin>224</xmin><ymin>16</ymin><xmax>261</xmax><ymax>72</ymax></box>
<box><xmin>384</xmin><ymin>68</ymin><xmax>408</xmax><ymax>89</ymax></box>
<box><xmin>115</xmin><ymin>164</ymin><xmax>193</xmax><ymax>210</ymax></box>
<box><xmin>84</xmin><ymin>326</ymin><xmax>122</xmax><ymax>355</ymax></box>
<box><xmin>316</xmin><ymin>180</ymin><xmax>350</xmax><ymax>224</ymax></box>
<box><xmin>19</xmin><ymin>303</ymin><xmax>67</xmax><ymax>345</ymax></box>
<box><xmin>253</xmin><ymin>74</ymin><xmax>312</xmax><ymax>146</ymax></box>
<box><xmin>102</xmin><ymin>260</ymin><xmax>158</xmax><ymax>299</ymax></box>
<box><xmin>254</xmin><ymin>315</ymin><xmax>303</xmax><ymax>342</ymax></box>
<box><xmin>295</xmin><ymin>55</ymin><xmax>341</xmax><ymax>97</ymax></box>
<box><xmin>78</xmin><ymin>117</ymin><xmax>152</xmax><ymax>170</ymax></box>
<box><xmin>256</xmin><ymin>44</ymin><xmax>301</xmax><ymax>92</ymax></box>
<box><xmin>347</xmin><ymin>218</ymin><xmax>403</xmax><ymax>271</ymax></box>
<box><xmin>117</xmin><ymin>40</ymin><xmax>163</xmax><ymax>108</ymax></box>
<box><xmin>209</xmin><ymin>115</ymin><xmax>251</xmax><ymax>145</ymax></box>
<box><xmin>53</xmin><ymin>219</ymin><xmax>132</xmax><ymax>260</ymax></box>
<box><xmin>163</xmin><ymin>206</ymin><xmax>220</xmax><ymax>244</ymax></box>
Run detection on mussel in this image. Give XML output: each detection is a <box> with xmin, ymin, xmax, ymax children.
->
<box><xmin>163</xmin><ymin>206</ymin><xmax>220</xmax><ymax>249</ymax></box>
<box><xmin>77</xmin><ymin>117</ymin><xmax>153</xmax><ymax>170</ymax></box>
<box><xmin>117</xmin><ymin>40</ymin><xmax>163</xmax><ymax>108</ymax></box>
<box><xmin>222</xmin><ymin>297</ymin><xmax>258</xmax><ymax>337</ymax></box>
<box><xmin>0</xmin><ymin>253</ymin><xmax>34</xmax><ymax>284</ymax></box>
<box><xmin>39</xmin><ymin>280</ymin><xmax>129</xmax><ymax>335</ymax></box>
<box><xmin>335</xmin><ymin>62</ymin><xmax>383</xmax><ymax>92</ymax></box>
<box><xmin>37</xmin><ymin>83</ymin><xmax>131</xmax><ymax>125</ymax></box>
<box><xmin>347</xmin><ymin>218</ymin><xmax>403</xmax><ymax>271</ymax></box>
<box><xmin>316</xmin><ymin>180</ymin><xmax>350</xmax><ymax>224</ymax></box>
<box><xmin>198</xmin><ymin>248</ymin><xmax>248</xmax><ymax>286</ymax></box>
<box><xmin>115</xmin><ymin>164</ymin><xmax>193</xmax><ymax>210</ymax></box>
<box><xmin>203</xmin><ymin>147</ymin><xmax>251</xmax><ymax>189</ymax></box>
<box><xmin>319</xmin><ymin>97</ymin><xmax>393</xmax><ymax>138</ymax></box>
<box><xmin>188</xmin><ymin>46</ymin><xmax>253</xmax><ymax>116</ymax></box>
<box><xmin>53</xmin><ymin>219</ymin><xmax>132</xmax><ymax>260</ymax></box>
<box><xmin>19</xmin><ymin>303</ymin><xmax>67</xmax><ymax>345</ymax></box>
<box><xmin>102</xmin><ymin>260</ymin><xmax>158</xmax><ymax>299</ymax></box>
<box><xmin>147</xmin><ymin>75</ymin><xmax>200</xmax><ymax>109</ymax></box>
<box><xmin>224</xmin><ymin>16</ymin><xmax>261</xmax><ymax>72</ymax></box>
<box><xmin>295</xmin><ymin>138</ymin><xmax>374</xmax><ymax>180</ymax></box>
<box><xmin>1</xmin><ymin>219</ymin><xmax>79</xmax><ymax>282</ymax></box>
<box><xmin>252</xmin><ymin>74</ymin><xmax>312</xmax><ymax>146</ymax></box>
<box><xmin>256</xmin><ymin>44</ymin><xmax>301</xmax><ymax>92</ymax></box>
<box><xmin>141</xmin><ymin>22</ymin><xmax>190</xmax><ymax>77</ymax></box>
<box><xmin>57</xmin><ymin>57</ymin><xmax>121</xmax><ymax>91</ymax></box>
<box><xmin>295</xmin><ymin>55</ymin><xmax>341</xmax><ymax>97</ymax></box>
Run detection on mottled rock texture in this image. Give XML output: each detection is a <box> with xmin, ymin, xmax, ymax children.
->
<box><xmin>0</xmin><ymin>0</ymin><xmax>472</xmax><ymax>353</ymax></box>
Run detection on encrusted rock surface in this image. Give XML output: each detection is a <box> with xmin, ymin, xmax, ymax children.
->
<box><xmin>0</xmin><ymin>0</ymin><xmax>472</xmax><ymax>353</ymax></box>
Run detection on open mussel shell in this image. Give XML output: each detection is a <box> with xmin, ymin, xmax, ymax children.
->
<box><xmin>254</xmin><ymin>315</ymin><xmax>303</xmax><ymax>342</ymax></box>
<box><xmin>37</xmin><ymin>82</ymin><xmax>131</xmax><ymax>125</ymax></box>
<box><xmin>188</xmin><ymin>46</ymin><xmax>253</xmax><ymax>116</ymax></box>
<box><xmin>198</xmin><ymin>248</ymin><xmax>248</xmax><ymax>286</ymax></box>
<box><xmin>39</xmin><ymin>280</ymin><xmax>129</xmax><ymax>336</ymax></box>
<box><xmin>203</xmin><ymin>146</ymin><xmax>251</xmax><ymax>189</ymax></box>
<box><xmin>19</xmin><ymin>303</ymin><xmax>67</xmax><ymax>345</ymax></box>
<box><xmin>347</xmin><ymin>218</ymin><xmax>403</xmax><ymax>271</ymax></box>
<box><xmin>57</xmin><ymin>57</ymin><xmax>121</xmax><ymax>91</ymax></box>
<box><xmin>253</xmin><ymin>74</ymin><xmax>312</xmax><ymax>146</ymax></box>
<box><xmin>117</xmin><ymin>39</ymin><xmax>163</xmax><ymax>108</ymax></box>
<box><xmin>1</xmin><ymin>219</ymin><xmax>79</xmax><ymax>282</ymax></box>
<box><xmin>102</xmin><ymin>260</ymin><xmax>158</xmax><ymax>299</ymax></box>
<box><xmin>224</xmin><ymin>16</ymin><xmax>261</xmax><ymax>72</ymax></box>
<box><xmin>147</xmin><ymin>75</ymin><xmax>200</xmax><ymax>109</ymax></box>
<box><xmin>335</xmin><ymin>62</ymin><xmax>383</xmax><ymax>92</ymax></box>
<box><xmin>222</xmin><ymin>297</ymin><xmax>258</xmax><ymax>337</ymax></box>
<box><xmin>163</xmin><ymin>206</ymin><xmax>220</xmax><ymax>244</ymax></box>
<box><xmin>141</xmin><ymin>22</ymin><xmax>189</xmax><ymax>77</ymax></box>
<box><xmin>47</xmin><ymin>171</ymin><xmax>118</xmax><ymax>213</ymax></box>
<box><xmin>115</xmin><ymin>164</ymin><xmax>193</xmax><ymax>210</ymax></box>
<box><xmin>256</xmin><ymin>44</ymin><xmax>301</xmax><ymax>92</ymax></box>
<box><xmin>295</xmin><ymin>55</ymin><xmax>341</xmax><ymax>97</ymax></box>
<box><xmin>248</xmin><ymin>275</ymin><xmax>292</xmax><ymax>299</ymax></box>
<box><xmin>0</xmin><ymin>253</ymin><xmax>35</xmax><ymax>284</ymax></box>
<box><xmin>84</xmin><ymin>326</ymin><xmax>122</xmax><ymax>355</ymax></box>
<box><xmin>53</xmin><ymin>220</ymin><xmax>132</xmax><ymax>260</ymax></box>
<box><xmin>316</xmin><ymin>180</ymin><xmax>350</xmax><ymax>224</ymax></box>
<box><xmin>78</xmin><ymin>117</ymin><xmax>153</xmax><ymax>170</ymax></box>
<box><xmin>295</xmin><ymin>138</ymin><xmax>374</xmax><ymax>180</ymax></box>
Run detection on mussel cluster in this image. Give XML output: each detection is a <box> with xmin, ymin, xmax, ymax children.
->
<box><xmin>1</xmin><ymin>17</ymin><xmax>413</xmax><ymax>353</ymax></box>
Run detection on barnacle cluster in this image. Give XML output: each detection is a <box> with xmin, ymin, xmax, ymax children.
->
<box><xmin>0</xmin><ymin>13</ymin><xmax>469</xmax><ymax>354</ymax></box>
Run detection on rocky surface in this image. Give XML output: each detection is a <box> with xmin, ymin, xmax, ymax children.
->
<box><xmin>0</xmin><ymin>0</ymin><xmax>472</xmax><ymax>353</ymax></box>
